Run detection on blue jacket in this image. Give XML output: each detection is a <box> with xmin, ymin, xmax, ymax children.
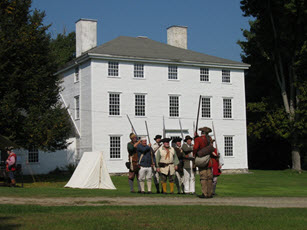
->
<box><xmin>137</xmin><ymin>144</ymin><xmax>155</xmax><ymax>167</ymax></box>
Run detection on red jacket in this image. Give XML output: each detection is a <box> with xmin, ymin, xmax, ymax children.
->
<box><xmin>212</xmin><ymin>149</ymin><xmax>221</xmax><ymax>176</ymax></box>
<box><xmin>6</xmin><ymin>153</ymin><xmax>17</xmax><ymax>172</ymax></box>
<box><xmin>193</xmin><ymin>135</ymin><xmax>209</xmax><ymax>156</ymax></box>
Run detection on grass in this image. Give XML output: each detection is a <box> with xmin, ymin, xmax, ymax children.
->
<box><xmin>0</xmin><ymin>170</ymin><xmax>306</xmax><ymax>198</ymax></box>
<box><xmin>0</xmin><ymin>205</ymin><xmax>306</xmax><ymax>230</ymax></box>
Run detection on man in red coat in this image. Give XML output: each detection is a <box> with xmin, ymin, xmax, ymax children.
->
<box><xmin>193</xmin><ymin>127</ymin><xmax>213</xmax><ymax>198</ymax></box>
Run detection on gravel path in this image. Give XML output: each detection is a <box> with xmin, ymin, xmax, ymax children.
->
<box><xmin>1</xmin><ymin>196</ymin><xmax>306</xmax><ymax>208</ymax></box>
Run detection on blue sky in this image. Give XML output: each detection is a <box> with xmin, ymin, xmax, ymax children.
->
<box><xmin>31</xmin><ymin>0</ymin><xmax>252</xmax><ymax>62</ymax></box>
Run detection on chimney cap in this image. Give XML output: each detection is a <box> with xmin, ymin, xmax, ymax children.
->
<box><xmin>167</xmin><ymin>25</ymin><xmax>188</xmax><ymax>30</ymax></box>
<box><xmin>75</xmin><ymin>18</ymin><xmax>98</xmax><ymax>23</ymax></box>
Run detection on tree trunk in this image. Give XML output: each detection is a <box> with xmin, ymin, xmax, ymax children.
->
<box><xmin>291</xmin><ymin>146</ymin><xmax>301</xmax><ymax>171</ymax></box>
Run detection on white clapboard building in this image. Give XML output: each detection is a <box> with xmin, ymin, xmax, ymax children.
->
<box><xmin>16</xmin><ymin>18</ymin><xmax>250</xmax><ymax>174</ymax></box>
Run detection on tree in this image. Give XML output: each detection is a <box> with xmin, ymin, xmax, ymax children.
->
<box><xmin>239</xmin><ymin>0</ymin><xmax>307</xmax><ymax>170</ymax></box>
<box><xmin>0</xmin><ymin>0</ymin><xmax>72</xmax><ymax>151</ymax></box>
<box><xmin>50</xmin><ymin>31</ymin><xmax>76</xmax><ymax>68</ymax></box>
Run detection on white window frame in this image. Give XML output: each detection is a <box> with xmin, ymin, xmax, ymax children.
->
<box><xmin>134</xmin><ymin>63</ymin><xmax>144</xmax><ymax>78</ymax></box>
<box><xmin>169</xmin><ymin>95</ymin><xmax>179</xmax><ymax>117</ymax></box>
<box><xmin>224</xmin><ymin>136</ymin><xmax>233</xmax><ymax>157</ymax></box>
<box><xmin>135</xmin><ymin>94</ymin><xmax>146</xmax><ymax>117</ymax></box>
<box><xmin>108</xmin><ymin>61</ymin><xmax>119</xmax><ymax>77</ymax></box>
<box><xmin>223</xmin><ymin>98</ymin><xmax>232</xmax><ymax>119</ymax></box>
<box><xmin>201</xmin><ymin>97</ymin><xmax>211</xmax><ymax>118</ymax></box>
<box><xmin>222</xmin><ymin>69</ymin><xmax>231</xmax><ymax>83</ymax></box>
<box><xmin>109</xmin><ymin>93</ymin><xmax>120</xmax><ymax>116</ymax></box>
<box><xmin>74</xmin><ymin>67</ymin><xmax>79</xmax><ymax>83</ymax></box>
<box><xmin>110</xmin><ymin>136</ymin><xmax>121</xmax><ymax>159</ymax></box>
<box><xmin>168</xmin><ymin>65</ymin><xmax>178</xmax><ymax>80</ymax></box>
<box><xmin>200</xmin><ymin>68</ymin><xmax>209</xmax><ymax>82</ymax></box>
<box><xmin>28</xmin><ymin>146</ymin><xmax>39</xmax><ymax>163</ymax></box>
<box><xmin>74</xmin><ymin>95</ymin><xmax>80</xmax><ymax>120</ymax></box>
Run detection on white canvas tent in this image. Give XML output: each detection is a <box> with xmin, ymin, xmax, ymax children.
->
<box><xmin>65</xmin><ymin>151</ymin><xmax>116</xmax><ymax>189</ymax></box>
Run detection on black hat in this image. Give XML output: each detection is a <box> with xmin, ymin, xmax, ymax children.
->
<box><xmin>154</xmin><ymin>135</ymin><xmax>162</xmax><ymax>140</ymax></box>
<box><xmin>184</xmin><ymin>135</ymin><xmax>193</xmax><ymax>142</ymax></box>
<box><xmin>172</xmin><ymin>137</ymin><xmax>182</xmax><ymax>143</ymax></box>
<box><xmin>5</xmin><ymin>146</ymin><xmax>14</xmax><ymax>151</ymax></box>
<box><xmin>161</xmin><ymin>138</ymin><xmax>171</xmax><ymax>143</ymax></box>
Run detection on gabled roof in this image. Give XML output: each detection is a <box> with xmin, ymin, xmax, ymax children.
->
<box><xmin>57</xmin><ymin>36</ymin><xmax>249</xmax><ymax>73</ymax></box>
<box><xmin>88</xmin><ymin>36</ymin><xmax>248</xmax><ymax>67</ymax></box>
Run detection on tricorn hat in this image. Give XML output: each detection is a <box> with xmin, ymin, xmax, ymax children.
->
<box><xmin>184</xmin><ymin>135</ymin><xmax>193</xmax><ymax>142</ymax></box>
<box><xmin>5</xmin><ymin>146</ymin><xmax>14</xmax><ymax>151</ymax></box>
<box><xmin>161</xmin><ymin>138</ymin><xmax>171</xmax><ymax>143</ymax></box>
<box><xmin>172</xmin><ymin>137</ymin><xmax>182</xmax><ymax>143</ymax></box>
<box><xmin>198</xmin><ymin>127</ymin><xmax>212</xmax><ymax>133</ymax></box>
<box><xmin>154</xmin><ymin>135</ymin><xmax>162</xmax><ymax>140</ymax></box>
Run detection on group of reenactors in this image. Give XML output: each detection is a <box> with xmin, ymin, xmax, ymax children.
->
<box><xmin>127</xmin><ymin>126</ymin><xmax>222</xmax><ymax>198</ymax></box>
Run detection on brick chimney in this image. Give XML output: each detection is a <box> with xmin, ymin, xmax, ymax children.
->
<box><xmin>167</xmin><ymin>25</ymin><xmax>187</xmax><ymax>49</ymax></box>
<box><xmin>76</xmin><ymin>19</ymin><xmax>97</xmax><ymax>57</ymax></box>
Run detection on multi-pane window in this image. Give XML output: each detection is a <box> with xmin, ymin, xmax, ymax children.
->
<box><xmin>223</xmin><ymin>98</ymin><xmax>232</xmax><ymax>118</ymax></box>
<box><xmin>134</xmin><ymin>64</ymin><xmax>144</xmax><ymax>78</ymax></box>
<box><xmin>224</xmin><ymin>136</ymin><xmax>233</xmax><ymax>156</ymax></box>
<box><xmin>201</xmin><ymin>97</ymin><xmax>211</xmax><ymax>118</ymax></box>
<box><xmin>135</xmin><ymin>94</ymin><xmax>145</xmax><ymax>116</ymax></box>
<box><xmin>28</xmin><ymin>146</ymin><xmax>39</xmax><ymax>163</ymax></box>
<box><xmin>74</xmin><ymin>67</ymin><xmax>79</xmax><ymax>82</ymax></box>
<box><xmin>200</xmin><ymin>68</ymin><xmax>209</xmax><ymax>82</ymax></box>
<box><xmin>168</xmin><ymin>65</ymin><xmax>178</xmax><ymax>80</ymax></box>
<box><xmin>169</xmin><ymin>95</ymin><xmax>179</xmax><ymax>117</ymax></box>
<box><xmin>110</xmin><ymin>136</ymin><xmax>121</xmax><ymax>159</ymax></box>
<box><xmin>109</xmin><ymin>93</ymin><xmax>120</xmax><ymax>116</ymax></box>
<box><xmin>108</xmin><ymin>62</ymin><xmax>119</xmax><ymax>76</ymax></box>
<box><xmin>222</xmin><ymin>70</ymin><xmax>230</xmax><ymax>83</ymax></box>
<box><xmin>74</xmin><ymin>96</ymin><xmax>80</xmax><ymax>119</ymax></box>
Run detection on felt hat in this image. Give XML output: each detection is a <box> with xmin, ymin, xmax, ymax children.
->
<box><xmin>198</xmin><ymin>127</ymin><xmax>212</xmax><ymax>133</ymax></box>
<box><xmin>154</xmin><ymin>135</ymin><xmax>162</xmax><ymax>140</ymax></box>
<box><xmin>184</xmin><ymin>135</ymin><xmax>193</xmax><ymax>142</ymax></box>
<box><xmin>5</xmin><ymin>146</ymin><xmax>14</xmax><ymax>151</ymax></box>
<box><xmin>161</xmin><ymin>138</ymin><xmax>171</xmax><ymax>143</ymax></box>
<box><xmin>172</xmin><ymin>137</ymin><xmax>182</xmax><ymax>143</ymax></box>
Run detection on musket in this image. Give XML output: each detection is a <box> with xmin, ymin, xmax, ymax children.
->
<box><xmin>163</xmin><ymin>116</ymin><xmax>166</xmax><ymax>138</ymax></box>
<box><xmin>145</xmin><ymin>121</ymin><xmax>155</xmax><ymax>170</ymax></box>
<box><xmin>195</xmin><ymin>95</ymin><xmax>202</xmax><ymax>137</ymax></box>
<box><xmin>193</xmin><ymin>121</ymin><xmax>195</xmax><ymax>134</ymax></box>
<box><xmin>126</xmin><ymin>114</ymin><xmax>138</xmax><ymax>138</ymax></box>
<box><xmin>179</xmin><ymin>119</ymin><xmax>184</xmax><ymax>139</ymax></box>
<box><xmin>212</xmin><ymin>121</ymin><xmax>219</xmax><ymax>153</ymax></box>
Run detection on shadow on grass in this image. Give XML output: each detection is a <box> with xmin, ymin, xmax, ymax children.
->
<box><xmin>0</xmin><ymin>216</ymin><xmax>22</xmax><ymax>230</ymax></box>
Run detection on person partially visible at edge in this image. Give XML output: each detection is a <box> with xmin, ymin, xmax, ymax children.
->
<box><xmin>155</xmin><ymin>138</ymin><xmax>179</xmax><ymax>194</ymax></box>
<box><xmin>127</xmin><ymin>133</ymin><xmax>141</xmax><ymax>193</ymax></box>
<box><xmin>173</xmin><ymin>137</ymin><xmax>185</xmax><ymax>194</ymax></box>
<box><xmin>182</xmin><ymin>135</ymin><xmax>195</xmax><ymax>195</ymax></box>
<box><xmin>211</xmin><ymin>149</ymin><xmax>222</xmax><ymax>196</ymax></box>
<box><xmin>5</xmin><ymin>146</ymin><xmax>17</xmax><ymax>187</ymax></box>
<box><xmin>193</xmin><ymin>127</ymin><xmax>214</xmax><ymax>198</ymax></box>
<box><xmin>152</xmin><ymin>134</ymin><xmax>162</xmax><ymax>193</ymax></box>
<box><xmin>137</xmin><ymin>137</ymin><xmax>155</xmax><ymax>194</ymax></box>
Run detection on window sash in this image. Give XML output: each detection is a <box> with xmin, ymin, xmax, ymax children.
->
<box><xmin>28</xmin><ymin>147</ymin><xmax>39</xmax><ymax>163</ymax></box>
<box><xmin>134</xmin><ymin>64</ymin><xmax>144</xmax><ymax>78</ymax></box>
<box><xmin>224</xmin><ymin>136</ymin><xmax>233</xmax><ymax>156</ymax></box>
<box><xmin>222</xmin><ymin>70</ymin><xmax>230</xmax><ymax>83</ymax></box>
<box><xmin>200</xmin><ymin>68</ymin><xmax>209</xmax><ymax>82</ymax></box>
<box><xmin>109</xmin><ymin>93</ymin><xmax>120</xmax><ymax>116</ymax></box>
<box><xmin>110</xmin><ymin>136</ymin><xmax>121</xmax><ymax>159</ymax></box>
<box><xmin>108</xmin><ymin>62</ymin><xmax>119</xmax><ymax>76</ymax></box>
<box><xmin>74</xmin><ymin>67</ymin><xmax>79</xmax><ymax>82</ymax></box>
<box><xmin>168</xmin><ymin>65</ymin><xmax>178</xmax><ymax>80</ymax></box>
<box><xmin>135</xmin><ymin>94</ymin><xmax>145</xmax><ymax>116</ymax></box>
<box><xmin>223</xmin><ymin>98</ymin><xmax>232</xmax><ymax>118</ymax></box>
<box><xmin>169</xmin><ymin>96</ymin><xmax>179</xmax><ymax>117</ymax></box>
<box><xmin>201</xmin><ymin>97</ymin><xmax>211</xmax><ymax>118</ymax></box>
<box><xmin>75</xmin><ymin>96</ymin><xmax>80</xmax><ymax>119</ymax></box>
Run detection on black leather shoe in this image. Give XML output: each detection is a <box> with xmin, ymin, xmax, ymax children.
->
<box><xmin>198</xmin><ymin>194</ymin><xmax>207</xmax><ymax>198</ymax></box>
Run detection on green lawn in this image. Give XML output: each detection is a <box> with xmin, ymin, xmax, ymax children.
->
<box><xmin>0</xmin><ymin>205</ymin><xmax>306</xmax><ymax>230</ymax></box>
<box><xmin>0</xmin><ymin>170</ymin><xmax>306</xmax><ymax>198</ymax></box>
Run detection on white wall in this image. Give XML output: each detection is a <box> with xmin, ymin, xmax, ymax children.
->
<box><xmin>90</xmin><ymin>59</ymin><xmax>248</xmax><ymax>173</ymax></box>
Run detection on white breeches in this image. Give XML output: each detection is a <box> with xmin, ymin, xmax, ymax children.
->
<box><xmin>138</xmin><ymin>167</ymin><xmax>152</xmax><ymax>182</ymax></box>
<box><xmin>183</xmin><ymin>168</ymin><xmax>195</xmax><ymax>193</ymax></box>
